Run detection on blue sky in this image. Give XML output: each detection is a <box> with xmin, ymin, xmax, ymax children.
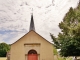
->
<box><xmin>0</xmin><ymin>0</ymin><xmax>79</xmax><ymax>44</ymax></box>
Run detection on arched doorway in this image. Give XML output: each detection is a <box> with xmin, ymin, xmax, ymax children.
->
<box><xmin>28</xmin><ymin>49</ymin><xmax>38</xmax><ymax>60</ymax></box>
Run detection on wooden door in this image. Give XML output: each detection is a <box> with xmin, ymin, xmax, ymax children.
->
<box><xmin>28</xmin><ymin>49</ymin><xmax>38</xmax><ymax>60</ymax></box>
<box><xmin>28</xmin><ymin>54</ymin><xmax>38</xmax><ymax>60</ymax></box>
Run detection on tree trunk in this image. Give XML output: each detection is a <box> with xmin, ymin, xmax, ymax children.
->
<box><xmin>73</xmin><ymin>56</ymin><xmax>77</xmax><ymax>60</ymax></box>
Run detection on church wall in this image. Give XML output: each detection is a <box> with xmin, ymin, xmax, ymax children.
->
<box><xmin>10</xmin><ymin>31</ymin><xmax>54</xmax><ymax>60</ymax></box>
<box><xmin>10</xmin><ymin>41</ymin><xmax>25</xmax><ymax>60</ymax></box>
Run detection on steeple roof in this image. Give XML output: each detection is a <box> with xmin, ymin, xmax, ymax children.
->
<box><xmin>29</xmin><ymin>13</ymin><xmax>35</xmax><ymax>31</ymax></box>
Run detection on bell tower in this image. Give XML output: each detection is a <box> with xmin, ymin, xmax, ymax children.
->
<box><xmin>29</xmin><ymin>11</ymin><xmax>35</xmax><ymax>31</ymax></box>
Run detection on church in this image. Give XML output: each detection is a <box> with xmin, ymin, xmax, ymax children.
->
<box><xmin>7</xmin><ymin>13</ymin><xmax>54</xmax><ymax>60</ymax></box>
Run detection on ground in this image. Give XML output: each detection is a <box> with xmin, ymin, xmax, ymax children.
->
<box><xmin>1</xmin><ymin>56</ymin><xmax>72</xmax><ymax>60</ymax></box>
<box><xmin>0</xmin><ymin>57</ymin><xmax>7</xmax><ymax>60</ymax></box>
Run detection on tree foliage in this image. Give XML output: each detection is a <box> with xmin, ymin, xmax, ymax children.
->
<box><xmin>50</xmin><ymin>33</ymin><xmax>60</xmax><ymax>49</ymax></box>
<box><xmin>0</xmin><ymin>42</ymin><xmax>10</xmax><ymax>57</ymax></box>
<box><xmin>51</xmin><ymin>2</ymin><xmax>80</xmax><ymax>57</ymax></box>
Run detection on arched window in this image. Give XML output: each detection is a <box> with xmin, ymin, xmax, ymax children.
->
<box><xmin>28</xmin><ymin>49</ymin><xmax>37</xmax><ymax>54</ymax></box>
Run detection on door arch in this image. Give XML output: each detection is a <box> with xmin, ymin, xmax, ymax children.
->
<box><xmin>28</xmin><ymin>49</ymin><xmax>38</xmax><ymax>60</ymax></box>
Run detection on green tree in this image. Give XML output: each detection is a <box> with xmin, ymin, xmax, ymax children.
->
<box><xmin>51</xmin><ymin>2</ymin><xmax>80</xmax><ymax>60</ymax></box>
<box><xmin>0</xmin><ymin>42</ymin><xmax>10</xmax><ymax>57</ymax></box>
<box><xmin>50</xmin><ymin>33</ymin><xmax>60</xmax><ymax>49</ymax></box>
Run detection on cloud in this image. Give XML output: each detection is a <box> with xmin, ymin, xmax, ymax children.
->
<box><xmin>7</xmin><ymin>31</ymin><xmax>27</xmax><ymax>44</ymax></box>
<box><xmin>0</xmin><ymin>30</ymin><xmax>27</xmax><ymax>44</ymax></box>
<box><xmin>0</xmin><ymin>0</ymin><xmax>79</xmax><ymax>43</ymax></box>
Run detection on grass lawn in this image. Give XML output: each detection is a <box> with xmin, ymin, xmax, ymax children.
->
<box><xmin>0</xmin><ymin>57</ymin><xmax>7</xmax><ymax>60</ymax></box>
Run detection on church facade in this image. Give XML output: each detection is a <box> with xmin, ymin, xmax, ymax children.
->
<box><xmin>9</xmin><ymin>14</ymin><xmax>54</xmax><ymax>60</ymax></box>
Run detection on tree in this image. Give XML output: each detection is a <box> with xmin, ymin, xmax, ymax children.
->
<box><xmin>51</xmin><ymin>2</ymin><xmax>80</xmax><ymax>60</ymax></box>
<box><xmin>50</xmin><ymin>33</ymin><xmax>60</xmax><ymax>49</ymax></box>
<box><xmin>0</xmin><ymin>42</ymin><xmax>10</xmax><ymax>57</ymax></box>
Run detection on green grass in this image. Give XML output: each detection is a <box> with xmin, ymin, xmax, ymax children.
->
<box><xmin>53</xmin><ymin>47</ymin><xmax>58</xmax><ymax>55</ymax></box>
<box><xmin>0</xmin><ymin>57</ymin><xmax>7</xmax><ymax>60</ymax></box>
<box><xmin>58</xmin><ymin>57</ymin><xmax>72</xmax><ymax>60</ymax></box>
<box><xmin>54</xmin><ymin>54</ymin><xmax>72</xmax><ymax>60</ymax></box>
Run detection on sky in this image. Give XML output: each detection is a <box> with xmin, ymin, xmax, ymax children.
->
<box><xmin>0</xmin><ymin>0</ymin><xmax>79</xmax><ymax>44</ymax></box>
